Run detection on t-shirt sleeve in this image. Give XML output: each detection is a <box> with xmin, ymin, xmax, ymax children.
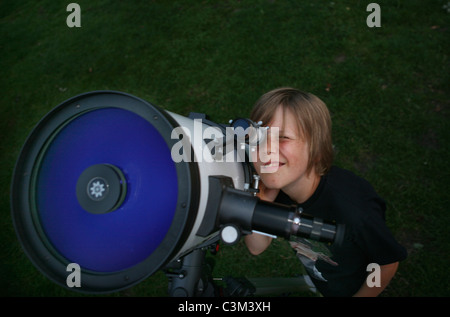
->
<box><xmin>356</xmin><ymin>199</ymin><xmax>407</xmax><ymax>265</ymax></box>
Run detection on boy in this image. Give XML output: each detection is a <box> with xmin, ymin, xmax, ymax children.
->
<box><xmin>245</xmin><ymin>87</ymin><xmax>407</xmax><ymax>296</ymax></box>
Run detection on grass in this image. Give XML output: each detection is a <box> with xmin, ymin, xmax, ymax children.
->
<box><xmin>1</xmin><ymin>0</ymin><xmax>449</xmax><ymax>297</ymax></box>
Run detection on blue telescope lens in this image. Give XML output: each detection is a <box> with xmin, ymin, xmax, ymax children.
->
<box><xmin>35</xmin><ymin>107</ymin><xmax>178</xmax><ymax>272</ymax></box>
<box><xmin>12</xmin><ymin>91</ymin><xmax>200</xmax><ymax>292</ymax></box>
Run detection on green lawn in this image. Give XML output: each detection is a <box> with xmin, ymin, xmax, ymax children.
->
<box><xmin>1</xmin><ymin>0</ymin><xmax>448</xmax><ymax>297</ymax></box>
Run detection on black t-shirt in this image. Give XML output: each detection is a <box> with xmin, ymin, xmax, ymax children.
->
<box><xmin>275</xmin><ymin>166</ymin><xmax>407</xmax><ymax>296</ymax></box>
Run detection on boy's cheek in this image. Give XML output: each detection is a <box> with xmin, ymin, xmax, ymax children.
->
<box><xmin>253</xmin><ymin>160</ymin><xmax>262</xmax><ymax>174</ymax></box>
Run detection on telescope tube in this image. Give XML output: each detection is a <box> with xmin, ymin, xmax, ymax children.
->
<box><xmin>252</xmin><ymin>200</ymin><xmax>342</xmax><ymax>243</ymax></box>
<box><xmin>204</xmin><ymin>176</ymin><xmax>343</xmax><ymax>245</ymax></box>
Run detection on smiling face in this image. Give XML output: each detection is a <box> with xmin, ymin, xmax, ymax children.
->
<box><xmin>253</xmin><ymin>106</ymin><xmax>317</xmax><ymax>201</ymax></box>
<box><xmin>250</xmin><ymin>87</ymin><xmax>334</xmax><ymax>203</ymax></box>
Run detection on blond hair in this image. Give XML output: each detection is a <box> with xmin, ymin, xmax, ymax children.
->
<box><xmin>250</xmin><ymin>87</ymin><xmax>333</xmax><ymax>176</ymax></box>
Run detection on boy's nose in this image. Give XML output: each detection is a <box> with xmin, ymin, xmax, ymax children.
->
<box><xmin>259</xmin><ymin>130</ymin><xmax>280</xmax><ymax>162</ymax></box>
<box><xmin>265</xmin><ymin>132</ymin><xmax>279</xmax><ymax>155</ymax></box>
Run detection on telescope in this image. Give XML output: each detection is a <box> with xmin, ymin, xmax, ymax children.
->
<box><xmin>10</xmin><ymin>91</ymin><xmax>343</xmax><ymax>295</ymax></box>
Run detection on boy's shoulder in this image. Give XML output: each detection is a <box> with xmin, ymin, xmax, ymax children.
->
<box><xmin>326</xmin><ymin>166</ymin><xmax>377</xmax><ymax>196</ymax></box>
<box><xmin>324</xmin><ymin>165</ymin><xmax>386</xmax><ymax>220</ymax></box>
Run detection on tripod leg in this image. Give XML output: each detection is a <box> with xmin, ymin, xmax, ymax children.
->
<box><xmin>166</xmin><ymin>249</ymin><xmax>216</xmax><ymax>297</ymax></box>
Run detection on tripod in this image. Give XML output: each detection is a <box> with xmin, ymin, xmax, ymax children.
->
<box><xmin>163</xmin><ymin>242</ymin><xmax>318</xmax><ymax>297</ymax></box>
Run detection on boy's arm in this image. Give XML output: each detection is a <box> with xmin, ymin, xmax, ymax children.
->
<box><xmin>244</xmin><ymin>233</ymin><xmax>272</xmax><ymax>255</ymax></box>
<box><xmin>244</xmin><ymin>182</ymin><xmax>279</xmax><ymax>255</ymax></box>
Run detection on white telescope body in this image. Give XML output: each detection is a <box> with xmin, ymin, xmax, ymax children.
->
<box><xmin>166</xmin><ymin>111</ymin><xmax>247</xmax><ymax>259</ymax></box>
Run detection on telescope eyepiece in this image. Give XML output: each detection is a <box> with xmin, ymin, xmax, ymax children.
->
<box><xmin>288</xmin><ymin>208</ymin><xmax>343</xmax><ymax>245</ymax></box>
